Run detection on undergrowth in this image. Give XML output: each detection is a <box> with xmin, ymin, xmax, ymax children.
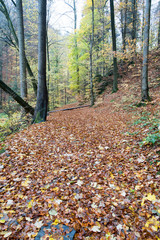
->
<box><xmin>0</xmin><ymin>111</ymin><xmax>31</xmax><ymax>142</ymax></box>
<box><xmin>130</xmin><ymin>110</ymin><xmax>160</xmax><ymax>146</ymax></box>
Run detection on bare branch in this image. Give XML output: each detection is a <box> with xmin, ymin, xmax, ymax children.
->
<box><xmin>10</xmin><ymin>0</ymin><xmax>16</xmax><ymax>7</ymax></box>
<box><xmin>64</xmin><ymin>0</ymin><xmax>74</xmax><ymax>10</ymax></box>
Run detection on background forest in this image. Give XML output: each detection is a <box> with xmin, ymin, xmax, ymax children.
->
<box><xmin>0</xmin><ymin>0</ymin><xmax>160</xmax><ymax>133</ymax></box>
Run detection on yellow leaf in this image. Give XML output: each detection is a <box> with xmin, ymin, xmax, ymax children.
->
<box><xmin>21</xmin><ymin>178</ymin><xmax>31</xmax><ymax>187</ymax></box>
<box><xmin>52</xmin><ymin>187</ymin><xmax>59</xmax><ymax>191</ymax></box>
<box><xmin>135</xmin><ymin>185</ymin><xmax>141</xmax><ymax>190</ymax></box>
<box><xmin>28</xmin><ymin>199</ymin><xmax>34</xmax><ymax>209</ymax></box>
<box><xmin>18</xmin><ymin>194</ymin><xmax>24</xmax><ymax>199</ymax></box>
<box><xmin>0</xmin><ymin>219</ymin><xmax>5</xmax><ymax>223</ymax></box>
<box><xmin>141</xmin><ymin>193</ymin><xmax>157</xmax><ymax>206</ymax></box>
<box><xmin>0</xmin><ymin>177</ymin><xmax>6</xmax><ymax>181</ymax></box>
<box><xmin>7</xmin><ymin>210</ymin><xmax>15</xmax><ymax>214</ymax></box>
<box><xmin>145</xmin><ymin>216</ymin><xmax>160</xmax><ymax>231</ymax></box>
<box><xmin>52</xmin><ymin>219</ymin><xmax>60</xmax><ymax>225</ymax></box>
<box><xmin>18</xmin><ymin>217</ymin><xmax>24</xmax><ymax>222</ymax></box>
<box><xmin>110</xmin><ymin>172</ymin><xmax>114</xmax><ymax>179</ymax></box>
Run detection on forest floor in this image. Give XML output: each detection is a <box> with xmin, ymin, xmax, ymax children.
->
<box><xmin>0</xmin><ymin>49</ymin><xmax>160</xmax><ymax>239</ymax></box>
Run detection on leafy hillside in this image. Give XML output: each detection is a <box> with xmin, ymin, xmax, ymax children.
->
<box><xmin>0</xmin><ymin>50</ymin><xmax>160</xmax><ymax>239</ymax></box>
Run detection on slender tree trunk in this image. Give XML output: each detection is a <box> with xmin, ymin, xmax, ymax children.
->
<box><xmin>46</xmin><ymin>31</ymin><xmax>50</xmax><ymax>109</ymax></box>
<box><xmin>120</xmin><ymin>0</ymin><xmax>128</xmax><ymax>52</ymax></box>
<box><xmin>132</xmin><ymin>0</ymin><xmax>137</xmax><ymax>52</ymax></box>
<box><xmin>73</xmin><ymin>0</ymin><xmax>80</xmax><ymax>94</ymax></box>
<box><xmin>102</xmin><ymin>7</ymin><xmax>105</xmax><ymax>76</ymax></box>
<box><xmin>120</xmin><ymin>0</ymin><xmax>124</xmax><ymax>51</ymax></box>
<box><xmin>158</xmin><ymin>17</ymin><xmax>160</xmax><ymax>47</ymax></box>
<box><xmin>110</xmin><ymin>0</ymin><xmax>118</xmax><ymax>92</ymax></box>
<box><xmin>90</xmin><ymin>0</ymin><xmax>95</xmax><ymax>106</ymax></box>
<box><xmin>0</xmin><ymin>80</ymin><xmax>34</xmax><ymax>115</ymax></box>
<box><xmin>141</xmin><ymin>0</ymin><xmax>145</xmax><ymax>50</ymax></box>
<box><xmin>0</xmin><ymin>43</ymin><xmax>2</xmax><ymax>109</ymax></box>
<box><xmin>34</xmin><ymin>0</ymin><xmax>48</xmax><ymax>122</ymax></box>
<box><xmin>16</xmin><ymin>0</ymin><xmax>27</xmax><ymax>100</ymax></box>
<box><xmin>123</xmin><ymin>0</ymin><xmax>128</xmax><ymax>51</ymax></box>
<box><xmin>141</xmin><ymin>0</ymin><xmax>151</xmax><ymax>101</ymax></box>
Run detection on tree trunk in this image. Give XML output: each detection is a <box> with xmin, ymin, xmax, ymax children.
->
<box><xmin>158</xmin><ymin>16</ymin><xmax>160</xmax><ymax>47</ymax></box>
<box><xmin>120</xmin><ymin>0</ymin><xmax>128</xmax><ymax>52</ymax></box>
<box><xmin>0</xmin><ymin>80</ymin><xmax>34</xmax><ymax>115</ymax></box>
<box><xmin>141</xmin><ymin>0</ymin><xmax>145</xmax><ymax>50</ymax></box>
<box><xmin>90</xmin><ymin>0</ymin><xmax>95</xmax><ymax>106</ymax></box>
<box><xmin>34</xmin><ymin>0</ymin><xmax>48</xmax><ymax>122</ymax></box>
<box><xmin>73</xmin><ymin>0</ymin><xmax>80</xmax><ymax>94</ymax></box>
<box><xmin>141</xmin><ymin>0</ymin><xmax>151</xmax><ymax>101</ymax></box>
<box><xmin>132</xmin><ymin>0</ymin><xmax>137</xmax><ymax>52</ymax></box>
<box><xmin>46</xmin><ymin>31</ymin><xmax>50</xmax><ymax>110</ymax></box>
<box><xmin>110</xmin><ymin>0</ymin><xmax>118</xmax><ymax>93</ymax></box>
<box><xmin>123</xmin><ymin>0</ymin><xmax>128</xmax><ymax>51</ymax></box>
<box><xmin>0</xmin><ymin>41</ymin><xmax>3</xmax><ymax>109</ymax></box>
<box><xmin>16</xmin><ymin>0</ymin><xmax>27</xmax><ymax>100</ymax></box>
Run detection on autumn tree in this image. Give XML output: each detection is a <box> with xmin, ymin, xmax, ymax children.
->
<box><xmin>0</xmin><ymin>40</ymin><xmax>2</xmax><ymax>109</ymax></box>
<box><xmin>64</xmin><ymin>0</ymin><xmax>80</xmax><ymax>94</ymax></box>
<box><xmin>141</xmin><ymin>0</ymin><xmax>151</xmax><ymax>101</ymax></box>
<box><xmin>90</xmin><ymin>0</ymin><xmax>95</xmax><ymax>106</ymax></box>
<box><xmin>157</xmin><ymin>1</ymin><xmax>160</xmax><ymax>47</ymax></box>
<box><xmin>16</xmin><ymin>0</ymin><xmax>27</xmax><ymax>100</ymax></box>
<box><xmin>34</xmin><ymin>0</ymin><xmax>48</xmax><ymax>122</ymax></box>
<box><xmin>110</xmin><ymin>0</ymin><xmax>118</xmax><ymax>92</ymax></box>
<box><xmin>120</xmin><ymin>0</ymin><xmax>128</xmax><ymax>52</ymax></box>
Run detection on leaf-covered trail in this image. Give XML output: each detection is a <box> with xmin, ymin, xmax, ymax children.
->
<box><xmin>0</xmin><ymin>100</ymin><xmax>160</xmax><ymax>239</ymax></box>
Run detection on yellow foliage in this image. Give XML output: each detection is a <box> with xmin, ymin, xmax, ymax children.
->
<box><xmin>141</xmin><ymin>193</ymin><xmax>157</xmax><ymax>206</ymax></box>
<box><xmin>145</xmin><ymin>216</ymin><xmax>160</xmax><ymax>231</ymax></box>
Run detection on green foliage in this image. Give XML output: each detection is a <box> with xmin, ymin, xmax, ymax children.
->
<box><xmin>0</xmin><ymin>112</ymin><xmax>8</xmax><ymax>119</ymax></box>
<box><xmin>129</xmin><ymin>111</ymin><xmax>160</xmax><ymax>146</ymax></box>
<box><xmin>141</xmin><ymin>133</ymin><xmax>160</xmax><ymax>146</ymax></box>
<box><xmin>0</xmin><ymin>109</ymin><xmax>31</xmax><ymax>141</ymax></box>
<box><xmin>3</xmin><ymin>100</ymin><xmax>20</xmax><ymax>118</ymax></box>
<box><xmin>0</xmin><ymin>148</ymin><xmax>5</xmax><ymax>154</ymax></box>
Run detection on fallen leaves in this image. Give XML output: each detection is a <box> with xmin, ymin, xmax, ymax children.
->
<box><xmin>141</xmin><ymin>193</ymin><xmax>158</xmax><ymax>206</ymax></box>
<box><xmin>0</xmin><ymin>101</ymin><xmax>160</xmax><ymax>239</ymax></box>
<box><xmin>21</xmin><ymin>178</ymin><xmax>31</xmax><ymax>187</ymax></box>
<box><xmin>91</xmin><ymin>225</ymin><xmax>101</xmax><ymax>232</ymax></box>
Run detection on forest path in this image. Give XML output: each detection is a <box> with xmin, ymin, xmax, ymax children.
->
<box><xmin>0</xmin><ymin>97</ymin><xmax>160</xmax><ymax>239</ymax></box>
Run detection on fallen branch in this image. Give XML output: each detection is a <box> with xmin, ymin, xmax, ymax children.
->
<box><xmin>0</xmin><ymin>79</ymin><xmax>34</xmax><ymax>115</ymax></box>
<box><xmin>49</xmin><ymin>105</ymin><xmax>90</xmax><ymax>113</ymax></box>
